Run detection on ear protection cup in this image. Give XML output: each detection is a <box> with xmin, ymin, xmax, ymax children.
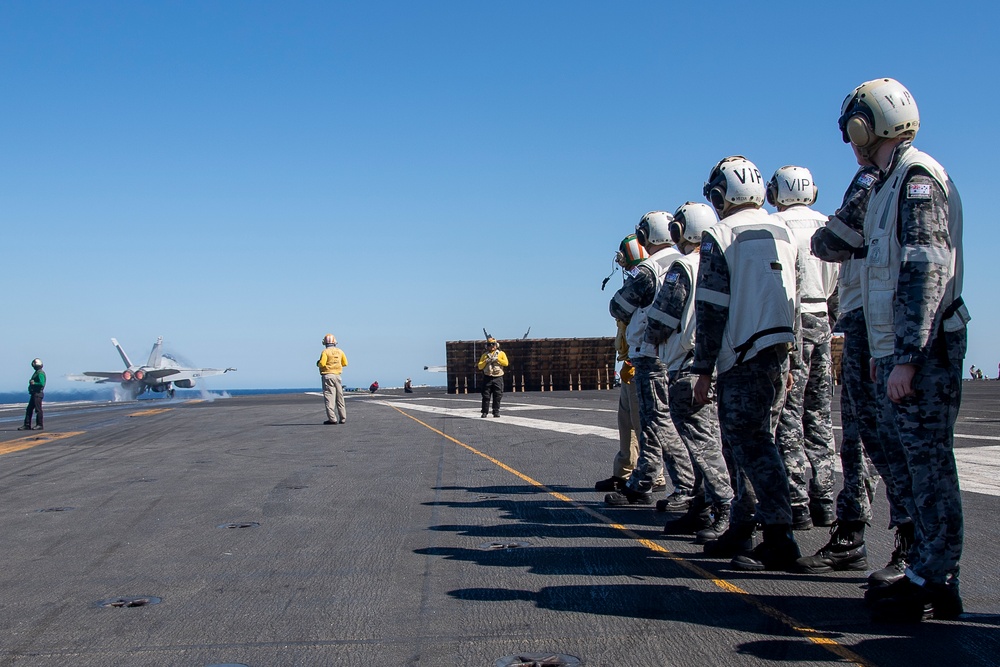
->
<box><xmin>668</xmin><ymin>220</ymin><xmax>685</xmax><ymax>245</ymax></box>
<box><xmin>614</xmin><ymin>250</ymin><xmax>626</xmax><ymax>267</ymax></box>
<box><xmin>765</xmin><ymin>179</ymin><xmax>778</xmax><ymax>207</ymax></box>
<box><xmin>846</xmin><ymin>114</ymin><xmax>876</xmax><ymax>147</ymax></box>
<box><xmin>709</xmin><ymin>187</ymin><xmax>726</xmax><ymax>213</ymax></box>
<box><xmin>812</xmin><ymin>184</ymin><xmax>819</xmax><ymax>205</ymax></box>
<box><xmin>635</xmin><ymin>224</ymin><xmax>648</xmax><ymax>247</ymax></box>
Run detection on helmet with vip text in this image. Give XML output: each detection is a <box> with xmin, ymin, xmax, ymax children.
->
<box><xmin>670</xmin><ymin>202</ymin><xmax>718</xmax><ymax>246</ymax></box>
<box><xmin>703</xmin><ymin>156</ymin><xmax>766</xmax><ymax>213</ymax></box>
<box><xmin>838</xmin><ymin>78</ymin><xmax>919</xmax><ymax>159</ymax></box>
<box><xmin>767</xmin><ymin>165</ymin><xmax>818</xmax><ymax>207</ymax></box>
<box><xmin>31</xmin><ymin>358</ymin><xmax>43</xmax><ymax>370</ymax></box>
<box><xmin>635</xmin><ymin>211</ymin><xmax>675</xmax><ymax>247</ymax></box>
<box><xmin>323</xmin><ymin>334</ymin><xmax>337</xmax><ymax>346</ymax></box>
<box><xmin>616</xmin><ymin>233</ymin><xmax>649</xmax><ymax>269</ymax></box>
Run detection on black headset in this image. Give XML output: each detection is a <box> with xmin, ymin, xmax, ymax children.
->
<box><xmin>703</xmin><ymin>167</ymin><xmax>727</xmax><ymax>213</ymax></box>
<box><xmin>668</xmin><ymin>211</ymin><xmax>686</xmax><ymax>245</ymax></box>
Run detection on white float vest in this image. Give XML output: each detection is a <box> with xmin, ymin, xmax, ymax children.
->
<box><xmin>624</xmin><ymin>246</ymin><xmax>681</xmax><ymax>358</ymax></box>
<box><xmin>649</xmin><ymin>251</ymin><xmax>700</xmax><ymax>372</ymax></box>
<box><xmin>772</xmin><ymin>206</ymin><xmax>839</xmax><ymax>317</ymax></box>
<box><xmin>861</xmin><ymin>145</ymin><xmax>968</xmax><ymax>359</ymax></box>
<box><xmin>698</xmin><ymin>207</ymin><xmax>799</xmax><ymax>374</ymax></box>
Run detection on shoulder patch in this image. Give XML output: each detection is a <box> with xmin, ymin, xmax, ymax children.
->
<box><xmin>625</xmin><ymin>267</ymin><xmax>641</xmax><ymax>278</ymax></box>
<box><xmin>856</xmin><ymin>172</ymin><xmax>877</xmax><ymax>189</ymax></box>
<box><xmin>665</xmin><ymin>271</ymin><xmax>679</xmax><ymax>284</ymax></box>
<box><xmin>700</xmin><ymin>239</ymin><xmax>714</xmax><ymax>254</ymax></box>
<box><xmin>907</xmin><ymin>182</ymin><xmax>932</xmax><ymax>199</ymax></box>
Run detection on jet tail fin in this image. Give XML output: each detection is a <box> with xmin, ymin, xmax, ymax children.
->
<box><xmin>111</xmin><ymin>338</ymin><xmax>133</xmax><ymax>369</ymax></box>
<box><xmin>147</xmin><ymin>336</ymin><xmax>164</xmax><ymax>367</ymax></box>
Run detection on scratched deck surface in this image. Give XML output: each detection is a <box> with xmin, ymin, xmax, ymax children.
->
<box><xmin>0</xmin><ymin>385</ymin><xmax>997</xmax><ymax>666</ymax></box>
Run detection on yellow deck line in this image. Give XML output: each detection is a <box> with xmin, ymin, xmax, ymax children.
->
<box><xmin>391</xmin><ymin>405</ymin><xmax>874</xmax><ymax>667</ymax></box>
<box><xmin>0</xmin><ymin>431</ymin><xmax>86</xmax><ymax>456</ymax></box>
<box><xmin>128</xmin><ymin>408</ymin><xmax>173</xmax><ymax>417</ymax></box>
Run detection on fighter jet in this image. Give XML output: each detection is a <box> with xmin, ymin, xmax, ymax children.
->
<box><xmin>70</xmin><ymin>337</ymin><xmax>236</xmax><ymax>399</ymax></box>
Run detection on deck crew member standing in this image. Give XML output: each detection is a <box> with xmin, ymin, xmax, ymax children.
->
<box><xmin>19</xmin><ymin>358</ymin><xmax>45</xmax><ymax>431</ymax></box>
<box><xmin>769</xmin><ymin>165</ymin><xmax>841</xmax><ymax>530</ymax></box>
<box><xmin>802</xmin><ymin>166</ymin><xmax>909</xmax><ymax>578</ymax></box>
<box><xmin>595</xmin><ymin>234</ymin><xmax>666</xmax><ymax>493</ymax></box>
<box><xmin>837</xmin><ymin>78</ymin><xmax>969</xmax><ymax>621</ymax></box>
<box><xmin>478</xmin><ymin>338</ymin><xmax>508</xmax><ymax>417</ymax></box>
<box><xmin>644</xmin><ymin>202</ymin><xmax>735</xmax><ymax>538</ymax></box>
<box><xmin>692</xmin><ymin>156</ymin><xmax>802</xmax><ymax>572</ymax></box>
<box><xmin>317</xmin><ymin>334</ymin><xmax>348</xmax><ymax>424</ymax></box>
<box><xmin>606</xmin><ymin>211</ymin><xmax>696</xmax><ymax>510</ymax></box>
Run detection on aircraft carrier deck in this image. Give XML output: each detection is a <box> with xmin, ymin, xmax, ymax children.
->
<box><xmin>1</xmin><ymin>385</ymin><xmax>998</xmax><ymax>666</ymax></box>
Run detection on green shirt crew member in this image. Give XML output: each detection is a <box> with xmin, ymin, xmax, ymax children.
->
<box><xmin>20</xmin><ymin>358</ymin><xmax>46</xmax><ymax>431</ymax></box>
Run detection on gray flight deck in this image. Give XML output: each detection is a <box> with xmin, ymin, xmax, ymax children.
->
<box><xmin>1</xmin><ymin>384</ymin><xmax>999</xmax><ymax>666</ymax></box>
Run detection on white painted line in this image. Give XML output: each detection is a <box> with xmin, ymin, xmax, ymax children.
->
<box><xmin>378</xmin><ymin>400</ymin><xmax>619</xmax><ymax>439</ymax></box>
<box><xmin>383</xmin><ymin>400</ymin><xmax>1000</xmax><ymax>498</ymax></box>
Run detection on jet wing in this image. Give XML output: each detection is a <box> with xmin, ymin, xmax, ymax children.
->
<box><xmin>161</xmin><ymin>368</ymin><xmax>235</xmax><ymax>382</ymax></box>
<box><xmin>145</xmin><ymin>369</ymin><xmax>180</xmax><ymax>380</ymax></box>
<box><xmin>71</xmin><ymin>372</ymin><xmax>126</xmax><ymax>383</ymax></box>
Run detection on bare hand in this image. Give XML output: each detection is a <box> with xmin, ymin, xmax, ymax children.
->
<box><xmin>693</xmin><ymin>374</ymin><xmax>712</xmax><ymax>405</ymax></box>
<box><xmin>887</xmin><ymin>363</ymin><xmax>918</xmax><ymax>403</ymax></box>
<box><xmin>785</xmin><ymin>372</ymin><xmax>795</xmax><ymax>393</ymax></box>
<box><xmin>869</xmin><ymin>357</ymin><xmax>877</xmax><ymax>383</ymax></box>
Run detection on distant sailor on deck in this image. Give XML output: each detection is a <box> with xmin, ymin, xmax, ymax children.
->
<box><xmin>317</xmin><ymin>334</ymin><xmax>348</xmax><ymax>425</ymax></box>
<box><xmin>19</xmin><ymin>358</ymin><xmax>45</xmax><ymax>431</ymax></box>
<box><xmin>478</xmin><ymin>338</ymin><xmax>508</xmax><ymax>417</ymax></box>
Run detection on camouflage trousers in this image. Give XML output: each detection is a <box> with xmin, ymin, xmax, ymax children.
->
<box><xmin>668</xmin><ymin>371</ymin><xmax>734</xmax><ymax>505</ymax></box>
<box><xmin>873</xmin><ymin>328</ymin><xmax>965</xmax><ymax>585</ymax></box>
<box><xmin>776</xmin><ymin>315</ymin><xmax>837</xmax><ymax>513</ymax></box>
<box><xmin>838</xmin><ymin>308</ymin><xmax>908</xmax><ymax>528</ymax></box>
<box><xmin>716</xmin><ymin>345</ymin><xmax>793</xmax><ymax>526</ymax></box>
<box><xmin>627</xmin><ymin>356</ymin><xmax>695</xmax><ymax>495</ymax></box>
<box><xmin>613</xmin><ymin>379</ymin><xmax>640</xmax><ymax>479</ymax></box>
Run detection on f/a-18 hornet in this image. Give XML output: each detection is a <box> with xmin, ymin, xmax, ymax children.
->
<box><xmin>71</xmin><ymin>337</ymin><xmax>236</xmax><ymax>399</ymax></box>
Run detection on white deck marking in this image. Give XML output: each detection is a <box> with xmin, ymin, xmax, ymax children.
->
<box><xmin>382</xmin><ymin>399</ymin><xmax>1000</xmax><ymax>497</ymax></box>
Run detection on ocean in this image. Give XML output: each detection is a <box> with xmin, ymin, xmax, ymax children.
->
<box><xmin>0</xmin><ymin>387</ymin><xmax>314</xmax><ymax>407</ymax></box>
<box><xmin>0</xmin><ymin>385</ymin><xmax>443</xmax><ymax>407</ymax></box>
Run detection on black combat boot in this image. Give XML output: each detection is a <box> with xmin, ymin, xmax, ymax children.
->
<box><xmin>656</xmin><ymin>490</ymin><xmax>695</xmax><ymax>512</ymax></box>
<box><xmin>867</xmin><ymin>522</ymin><xmax>914</xmax><ymax>591</ymax></box>
<box><xmin>795</xmin><ymin>521</ymin><xmax>868</xmax><ymax>573</ymax></box>
<box><xmin>792</xmin><ymin>505</ymin><xmax>813</xmax><ymax>531</ymax></box>
<box><xmin>703</xmin><ymin>521</ymin><xmax>756</xmax><ymax>558</ymax></box>
<box><xmin>731</xmin><ymin>524</ymin><xmax>801</xmax><ymax>572</ymax></box>
<box><xmin>594</xmin><ymin>476</ymin><xmax>627</xmax><ymax>492</ymax></box>
<box><xmin>604</xmin><ymin>487</ymin><xmax>653</xmax><ymax>507</ymax></box>
<box><xmin>695</xmin><ymin>503</ymin><xmax>732</xmax><ymax>544</ymax></box>
<box><xmin>809</xmin><ymin>499</ymin><xmax>836</xmax><ymax>527</ymax></box>
<box><xmin>662</xmin><ymin>497</ymin><xmax>713</xmax><ymax>535</ymax></box>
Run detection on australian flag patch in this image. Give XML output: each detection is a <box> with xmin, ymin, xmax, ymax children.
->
<box><xmin>856</xmin><ymin>172</ymin><xmax>877</xmax><ymax>189</ymax></box>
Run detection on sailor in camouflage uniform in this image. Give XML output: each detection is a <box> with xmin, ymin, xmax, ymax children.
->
<box><xmin>644</xmin><ymin>202</ymin><xmax>735</xmax><ymax>538</ymax></box>
<box><xmin>768</xmin><ymin>166</ymin><xmax>841</xmax><ymax>531</ymax></box>
<box><xmin>838</xmin><ymin>78</ymin><xmax>969</xmax><ymax>621</ymax></box>
<box><xmin>803</xmin><ymin>166</ymin><xmax>913</xmax><ymax>577</ymax></box>
<box><xmin>595</xmin><ymin>234</ymin><xmax>667</xmax><ymax>494</ymax></box>
<box><xmin>691</xmin><ymin>156</ymin><xmax>803</xmax><ymax>572</ymax></box>
<box><xmin>606</xmin><ymin>212</ymin><xmax>697</xmax><ymax>510</ymax></box>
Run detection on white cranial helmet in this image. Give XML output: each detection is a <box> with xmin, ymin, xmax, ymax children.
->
<box><xmin>839</xmin><ymin>78</ymin><xmax>919</xmax><ymax>158</ymax></box>
<box><xmin>767</xmin><ymin>165</ymin><xmax>818</xmax><ymax>207</ymax></box>
<box><xmin>636</xmin><ymin>211</ymin><xmax>675</xmax><ymax>247</ymax></box>
<box><xmin>670</xmin><ymin>202</ymin><xmax>718</xmax><ymax>246</ymax></box>
<box><xmin>703</xmin><ymin>156</ymin><xmax>766</xmax><ymax>213</ymax></box>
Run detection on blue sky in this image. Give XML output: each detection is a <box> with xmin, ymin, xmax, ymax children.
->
<box><xmin>2</xmin><ymin>2</ymin><xmax>997</xmax><ymax>392</ymax></box>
